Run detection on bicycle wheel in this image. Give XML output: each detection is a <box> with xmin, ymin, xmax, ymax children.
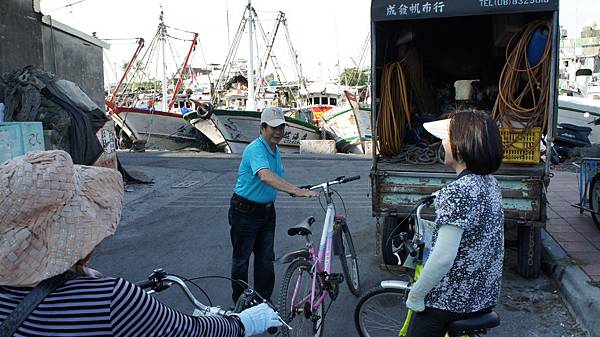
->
<box><xmin>338</xmin><ymin>223</ymin><xmax>361</xmax><ymax>296</ymax></box>
<box><xmin>278</xmin><ymin>259</ymin><xmax>325</xmax><ymax>337</ymax></box>
<box><xmin>354</xmin><ymin>286</ymin><xmax>409</xmax><ymax>337</ymax></box>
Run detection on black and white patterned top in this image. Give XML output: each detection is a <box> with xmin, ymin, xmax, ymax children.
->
<box><xmin>425</xmin><ymin>171</ymin><xmax>504</xmax><ymax>313</ymax></box>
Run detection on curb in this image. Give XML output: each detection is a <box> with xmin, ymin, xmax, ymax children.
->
<box><xmin>541</xmin><ymin>230</ymin><xmax>600</xmax><ymax>337</ymax></box>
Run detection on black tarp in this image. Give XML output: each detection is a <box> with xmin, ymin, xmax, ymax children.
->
<box><xmin>371</xmin><ymin>0</ymin><xmax>558</xmax><ymax>22</ymax></box>
<box><xmin>2</xmin><ymin>66</ymin><xmax>108</xmax><ymax>165</ymax></box>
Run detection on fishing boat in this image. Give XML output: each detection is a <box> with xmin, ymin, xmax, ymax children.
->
<box><xmin>105</xmin><ymin>11</ymin><xmax>202</xmax><ymax>150</ymax></box>
<box><xmin>301</xmin><ymin>83</ymin><xmax>341</xmax><ymax>125</ymax></box>
<box><xmin>320</xmin><ymin>91</ymin><xmax>372</xmax><ymax>154</ymax></box>
<box><xmin>184</xmin><ymin>108</ymin><xmax>320</xmax><ymax>153</ymax></box>
<box><xmin>184</xmin><ymin>1</ymin><xmax>321</xmax><ymax>153</ymax></box>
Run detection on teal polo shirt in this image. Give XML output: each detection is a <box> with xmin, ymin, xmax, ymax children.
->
<box><xmin>233</xmin><ymin>135</ymin><xmax>285</xmax><ymax>203</ymax></box>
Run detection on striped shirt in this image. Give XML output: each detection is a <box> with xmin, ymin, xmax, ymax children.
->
<box><xmin>0</xmin><ymin>276</ymin><xmax>244</xmax><ymax>337</ymax></box>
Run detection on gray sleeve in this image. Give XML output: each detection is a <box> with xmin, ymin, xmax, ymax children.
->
<box><xmin>409</xmin><ymin>225</ymin><xmax>464</xmax><ymax>300</ymax></box>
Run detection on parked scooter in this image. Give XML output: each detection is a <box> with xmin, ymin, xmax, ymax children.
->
<box><xmin>551</xmin><ymin>121</ymin><xmax>593</xmax><ymax>163</ymax></box>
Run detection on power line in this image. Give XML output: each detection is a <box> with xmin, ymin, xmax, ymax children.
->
<box><xmin>47</xmin><ymin>0</ymin><xmax>90</xmax><ymax>13</ymax></box>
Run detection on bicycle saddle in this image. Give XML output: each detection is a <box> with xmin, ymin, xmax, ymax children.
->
<box><xmin>287</xmin><ymin>216</ymin><xmax>316</xmax><ymax>236</ymax></box>
<box><xmin>446</xmin><ymin>311</ymin><xmax>499</xmax><ymax>336</ymax></box>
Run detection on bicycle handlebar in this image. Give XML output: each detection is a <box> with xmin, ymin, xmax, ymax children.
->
<box><xmin>135</xmin><ymin>269</ymin><xmax>230</xmax><ymax>316</ymax></box>
<box><xmin>135</xmin><ymin>278</ymin><xmax>155</xmax><ymax>290</ymax></box>
<box><xmin>341</xmin><ymin>175</ymin><xmax>361</xmax><ymax>183</ymax></box>
<box><xmin>299</xmin><ymin>175</ymin><xmax>361</xmax><ymax>191</ymax></box>
<box><xmin>135</xmin><ymin>269</ymin><xmax>289</xmax><ymax>332</ymax></box>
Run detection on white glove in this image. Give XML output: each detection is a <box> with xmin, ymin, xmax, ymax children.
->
<box><xmin>235</xmin><ymin>303</ymin><xmax>283</xmax><ymax>337</ymax></box>
<box><xmin>406</xmin><ymin>289</ymin><xmax>425</xmax><ymax>312</ymax></box>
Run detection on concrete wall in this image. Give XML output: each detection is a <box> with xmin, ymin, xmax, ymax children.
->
<box><xmin>0</xmin><ymin>0</ymin><xmax>44</xmax><ymax>75</ymax></box>
<box><xmin>41</xmin><ymin>24</ymin><xmax>106</xmax><ymax>107</ymax></box>
<box><xmin>0</xmin><ymin>0</ymin><xmax>106</xmax><ymax>108</ymax></box>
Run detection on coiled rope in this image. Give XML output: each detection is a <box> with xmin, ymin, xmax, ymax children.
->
<box><xmin>377</xmin><ymin>62</ymin><xmax>412</xmax><ymax>157</ymax></box>
<box><xmin>492</xmin><ymin>20</ymin><xmax>553</xmax><ymax>133</ymax></box>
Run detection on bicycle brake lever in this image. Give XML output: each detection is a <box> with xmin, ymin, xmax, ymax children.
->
<box><xmin>260</xmin><ymin>300</ymin><xmax>292</xmax><ymax>331</ymax></box>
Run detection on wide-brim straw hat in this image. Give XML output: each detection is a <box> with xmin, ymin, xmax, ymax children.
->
<box><xmin>0</xmin><ymin>150</ymin><xmax>124</xmax><ymax>286</ymax></box>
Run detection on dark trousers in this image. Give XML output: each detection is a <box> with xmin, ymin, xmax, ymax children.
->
<box><xmin>229</xmin><ymin>194</ymin><xmax>276</xmax><ymax>303</ymax></box>
<box><xmin>406</xmin><ymin>306</ymin><xmax>493</xmax><ymax>337</ymax></box>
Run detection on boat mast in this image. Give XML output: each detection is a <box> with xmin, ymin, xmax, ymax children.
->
<box><xmin>159</xmin><ymin>9</ymin><xmax>168</xmax><ymax>112</ymax></box>
<box><xmin>247</xmin><ymin>0</ymin><xmax>256</xmax><ymax>111</ymax></box>
<box><xmin>168</xmin><ymin>33</ymin><xmax>199</xmax><ymax>111</ymax></box>
<box><xmin>109</xmin><ymin>38</ymin><xmax>144</xmax><ymax>105</ymax></box>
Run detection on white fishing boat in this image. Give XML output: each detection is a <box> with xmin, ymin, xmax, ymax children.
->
<box><xmin>184</xmin><ymin>1</ymin><xmax>321</xmax><ymax>153</ymax></box>
<box><xmin>185</xmin><ymin>109</ymin><xmax>320</xmax><ymax>153</ymax></box>
<box><xmin>105</xmin><ymin>11</ymin><xmax>203</xmax><ymax>150</ymax></box>
<box><xmin>320</xmin><ymin>91</ymin><xmax>372</xmax><ymax>154</ymax></box>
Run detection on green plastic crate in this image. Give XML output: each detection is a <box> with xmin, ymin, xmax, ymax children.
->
<box><xmin>0</xmin><ymin>122</ymin><xmax>45</xmax><ymax>164</ymax></box>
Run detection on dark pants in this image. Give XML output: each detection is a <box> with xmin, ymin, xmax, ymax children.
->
<box><xmin>229</xmin><ymin>194</ymin><xmax>276</xmax><ymax>303</ymax></box>
<box><xmin>406</xmin><ymin>306</ymin><xmax>493</xmax><ymax>337</ymax></box>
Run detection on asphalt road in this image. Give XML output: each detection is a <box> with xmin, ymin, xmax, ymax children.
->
<box><xmin>93</xmin><ymin>151</ymin><xmax>588</xmax><ymax>337</ymax></box>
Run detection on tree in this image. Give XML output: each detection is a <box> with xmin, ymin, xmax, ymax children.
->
<box><xmin>340</xmin><ymin>67</ymin><xmax>370</xmax><ymax>86</ymax></box>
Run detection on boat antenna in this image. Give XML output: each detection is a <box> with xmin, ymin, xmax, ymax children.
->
<box><xmin>159</xmin><ymin>6</ymin><xmax>169</xmax><ymax>112</ymax></box>
<box><xmin>226</xmin><ymin>0</ymin><xmax>231</xmax><ymax>47</ymax></box>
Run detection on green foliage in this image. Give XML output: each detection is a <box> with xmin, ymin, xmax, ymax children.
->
<box><xmin>340</xmin><ymin>67</ymin><xmax>370</xmax><ymax>86</ymax></box>
<box><xmin>129</xmin><ymin>80</ymin><xmax>162</xmax><ymax>91</ymax></box>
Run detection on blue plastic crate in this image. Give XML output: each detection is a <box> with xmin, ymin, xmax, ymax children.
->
<box><xmin>0</xmin><ymin>122</ymin><xmax>45</xmax><ymax>164</ymax></box>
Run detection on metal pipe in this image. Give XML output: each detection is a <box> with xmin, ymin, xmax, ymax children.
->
<box><xmin>247</xmin><ymin>0</ymin><xmax>256</xmax><ymax>111</ymax></box>
<box><xmin>545</xmin><ymin>11</ymin><xmax>559</xmax><ymax>177</ymax></box>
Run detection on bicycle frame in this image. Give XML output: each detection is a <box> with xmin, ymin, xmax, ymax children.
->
<box><xmin>290</xmin><ymin>183</ymin><xmax>337</xmax><ymax>313</ymax></box>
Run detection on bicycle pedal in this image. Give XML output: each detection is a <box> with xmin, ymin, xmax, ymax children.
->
<box><xmin>328</xmin><ymin>273</ymin><xmax>344</xmax><ymax>284</ymax></box>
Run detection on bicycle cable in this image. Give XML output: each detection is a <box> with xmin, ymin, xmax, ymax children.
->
<box><xmin>314</xmin><ymin>295</ymin><xmax>335</xmax><ymax>334</ymax></box>
<box><xmin>187</xmin><ymin>276</ymin><xmax>271</xmax><ymax>305</ymax></box>
<box><xmin>331</xmin><ymin>188</ymin><xmax>347</xmax><ymax>218</ymax></box>
<box><xmin>164</xmin><ymin>273</ymin><xmax>214</xmax><ymax>307</ymax></box>
<box><xmin>317</xmin><ymin>189</ymin><xmax>327</xmax><ymax>213</ymax></box>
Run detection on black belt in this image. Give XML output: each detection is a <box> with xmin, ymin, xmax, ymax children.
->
<box><xmin>231</xmin><ymin>193</ymin><xmax>274</xmax><ymax>209</ymax></box>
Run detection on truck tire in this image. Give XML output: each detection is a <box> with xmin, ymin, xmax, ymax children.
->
<box><xmin>381</xmin><ymin>215</ymin><xmax>398</xmax><ymax>265</ymax></box>
<box><xmin>381</xmin><ymin>215</ymin><xmax>399</xmax><ymax>265</ymax></box>
<box><xmin>517</xmin><ymin>225</ymin><xmax>542</xmax><ymax>278</ymax></box>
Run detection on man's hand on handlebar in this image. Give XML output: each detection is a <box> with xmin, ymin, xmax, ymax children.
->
<box><xmin>291</xmin><ymin>187</ymin><xmax>319</xmax><ymax>198</ymax></box>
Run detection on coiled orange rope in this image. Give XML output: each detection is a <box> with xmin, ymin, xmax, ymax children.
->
<box><xmin>492</xmin><ymin>20</ymin><xmax>553</xmax><ymax>133</ymax></box>
<box><xmin>377</xmin><ymin>62</ymin><xmax>412</xmax><ymax>157</ymax></box>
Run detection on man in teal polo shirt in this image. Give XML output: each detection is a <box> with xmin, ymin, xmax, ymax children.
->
<box><xmin>229</xmin><ymin>107</ymin><xmax>319</xmax><ymax>304</ymax></box>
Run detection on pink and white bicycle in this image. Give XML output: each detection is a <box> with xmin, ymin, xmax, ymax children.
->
<box><xmin>277</xmin><ymin>176</ymin><xmax>361</xmax><ymax>337</ymax></box>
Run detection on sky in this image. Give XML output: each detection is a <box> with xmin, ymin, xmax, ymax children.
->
<box><xmin>41</xmin><ymin>0</ymin><xmax>371</xmax><ymax>85</ymax></box>
<box><xmin>40</xmin><ymin>0</ymin><xmax>600</xmax><ymax>84</ymax></box>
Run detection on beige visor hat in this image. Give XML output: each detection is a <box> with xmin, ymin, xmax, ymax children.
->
<box><xmin>0</xmin><ymin>150</ymin><xmax>124</xmax><ymax>286</ymax></box>
<box><xmin>423</xmin><ymin>118</ymin><xmax>451</xmax><ymax>141</ymax></box>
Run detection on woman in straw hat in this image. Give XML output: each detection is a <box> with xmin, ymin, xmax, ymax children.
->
<box><xmin>0</xmin><ymin>150</ymin><xmax>281</xmax><ymax>337</ymax></box>
<box><xmin>404</xmin><ymin>110</ymin><xmax>505</xmax><ymax>337</ymax></box>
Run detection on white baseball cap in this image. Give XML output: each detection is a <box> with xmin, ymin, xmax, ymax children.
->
<box><xmin>261</xmin><ymin>107</ymin><xmax>286</xmax><ymax>127</ymax></box>
<box><xmin>423</xmin><ymin>118</ymin><xmax>451</xmax><ymax>140</ymax></box>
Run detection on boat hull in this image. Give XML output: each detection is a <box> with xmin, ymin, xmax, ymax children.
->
<box><xmin>321</xmin><ymin>103</ymin><xmax>372</xmax><ymax>154</ymax></box>
<box><xmin>187</xmin><ymin>109</ymin><xmax>321</xmax><ymax>153</ymax></box>
<box><xmin>111</xmin><ymin>108</ymin><xmax>199</xmax><ymax>150</ymax></box>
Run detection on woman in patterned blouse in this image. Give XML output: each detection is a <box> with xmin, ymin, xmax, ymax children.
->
<box><xmin>405</xmin><ymin>110</ymin><xmax>505</xmax><ymax>337</ymax></box>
